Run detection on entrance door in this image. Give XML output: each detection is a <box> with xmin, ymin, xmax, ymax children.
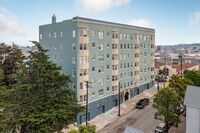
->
<box><xmin>136</xmin><ymin>88</ymin><xmax>139</xmax><ymax>95</ymax></box>
<box><xmin>125</xmin><ymin>92</ymin><xmax>129</xmax><ymax>101</ymax></box>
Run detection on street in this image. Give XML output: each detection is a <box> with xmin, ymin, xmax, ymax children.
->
<box><xmin>98</xmin><ymin>101</ymin><xmax>161</xmax><ymax>133</ymax></box>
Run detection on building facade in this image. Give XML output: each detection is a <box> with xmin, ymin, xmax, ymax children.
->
<box><xmin>39</xmin><ymin>16</ymin><xmax>155</xmax><ymax>125</ymax></box>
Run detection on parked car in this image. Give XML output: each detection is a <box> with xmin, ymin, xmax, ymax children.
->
<box><xmin>136</xmin><ymin>99</ymin><xmax>145</xmax><ymax>109</ymax></box>
<box><xmin>155</xmin><ymin>123</ymin><xmax>167</xmax><ymax>133</ymax></box>
<box><xmin>157</xmin><ymin>78</ymin><xmax>167</xmax><ymax>82</ymax></box>
<box><xmin>143</xmin><ymin>98</ymin><xmax>150</xmax><ymax>105</ymax></box>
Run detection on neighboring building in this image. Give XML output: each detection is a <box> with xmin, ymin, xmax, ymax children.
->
<box><xmin>39</xmin><ymin>15</ymin><xmax>155</xmax><ymax>125</ymax></box>
<box><xmin>155</xmin><ymin>62</ymin><xmax>198</xmax><ymax>78</ymax></box>
<box><xmin>172</xmin><ymin>63</ymin><xmax>199</xmax><ymax>76</ymax></box>
<box><xmin>184</xmin><ymin>85</ymin><xmax>200</xmax><ymax>133</ymax></box>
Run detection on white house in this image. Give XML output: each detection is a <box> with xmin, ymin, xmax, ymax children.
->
<box><xmin>184</xmin><ymin>85</ymin><xmax>200</xmax><ymax>133</ymax></box>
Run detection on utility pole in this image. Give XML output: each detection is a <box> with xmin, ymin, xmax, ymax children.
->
<box><xmin>86</xmin><ymin>81</ymin><xmax>89</xmax><ymax>126</ymax></box>
<box><xmin>180</xmin><ymin>53</ymin><xmax>183</xmax><ymax>78</ymax></box>
<box><xmin>118</xmin><ymin>82</ymin><xmax>121</xmax><ymax>116</ymax></box>
<box><xmin>164</xmin><ymin>51</ymin><xmax>167</xmax><ymax>88</ymax></box>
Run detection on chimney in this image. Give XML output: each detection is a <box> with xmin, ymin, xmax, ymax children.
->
<box><xmin>52</xmin><ymin>14</ymin><xmax>56</xmax><ymax>24</ymax></box>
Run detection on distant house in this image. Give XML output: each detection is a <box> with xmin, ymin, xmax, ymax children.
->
<box><xmin>155</xmin><ymin>61</ymin><xmax>199</xmax><ymax>78</ymax></box>
<box><xmin>184</xmin><ymin>85</ymin><xmax>200</xmax><ymax>133</ymax></box>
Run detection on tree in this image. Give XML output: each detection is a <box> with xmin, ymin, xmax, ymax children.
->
<box><xmin>153</xmin><ymin>87</ymin><xmax>180</xmax><ymax>132</ymax></box>
<box><xmin>158</xmin><ymin>69</ymin><xmax>163</xmax><ymax>75</ymax></box>
<box><xmin>169</xmin><ymin>74</ymin><xmax>185</xmax><ymax>101</ymax></box>
<box><xmin>183</xmin><ymin>69</ymin><xmax>189</xmax><ymax>76</ymax></box>
<box><xmin>184</xmin><ymin>70</ymin><xmax>200</xmax><ymax>87</ymax></box>
<box><xmin>0</xmin><ymin>43</ymin><xmax>24</xmax><ymax>88</ymax></box>
<box><xmin>69</xmin><ymin>125</ymin><xmax>96</xmax><ymax>133</ymax></box>
<box><xmin>0</xmin><ymin>41</ymin><xmax>85</xmax><ymax>133</ymax></box>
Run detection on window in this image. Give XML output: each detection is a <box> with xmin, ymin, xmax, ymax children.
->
<box><xmin>115</xmin><ymin>44</ymin><xmax>117</xmax><ymax>49</ymax></box>
<box><xmin>112</xmin><ymin>44</ymin><xmax>115</xmax><ymax>49</ymax></box>
<box><xmin>120</xmin><ymin>54</ymin><xmax>122</xmax><ymax>60</ymax></box>
<box><xmin>99</xmin><ymin>66</ymin><xmax>104</xmax><ymax>73</ymax></box>
<box><xmin>107</xmin><ymin>54</ymin><xmax>109</xmax><ymax>59</ymax></box>
<box><xmin>72</xmin><ymin>83</ymin><xmax>75</xmax><ymax>90</ymax></box>
<box><xmin>92</xmin><ymin>42</ymin><xmax>95</xmax><ymax>48</ymax></box>
<box><xmin>72</xmin><ymin>56</ymin><xmax>75</xmax><ymax>64</ymax></box>
<box><xmin>60</xmin><ymin>44</ymin><xmax>63</xmax><ymax>49</ymax></box>
<box><xmin>144</xmin><ymin>34</ymin><xmax>147</xmax><ymax>41</ymax></box>
<box><xmin>124</xmin><ymin>44</ymin><xmax>126</xmax><ymax>49</ymax></box>
<box><xmin>120</xmin><ymin>34</ymin><xmax>122</xmax><ymax>40</ymax></box>
<box><xmin>80</xmin><ymin>57</ymin><xmax>83</xmax><ymax>64</ymax></box>
<box><xmin>99</xmin><ymin>78</ymin><xmax>104</xmax><ymax>85</ymax></box>
<box><xmin>79</xmin><ymin>30</ymin><xmax>83</xmax><ymax>37</ymax></box>
<box><xmin>60</xmin><ymin>55</ymin><xmax>63</xmax><ymax>61</ymax></box>
<box><xmin>54</xmin><ymin>43</ymin><xmax>56</xmax><ymax>49</ymax></box>
<box><xmin>84</xmin><ymin>95</ymin><xmax>86</xmax><ymax>101</ymax></box>
<box><xmin>124</xmin><ymin>63</ymin><xmax>126</xmax><ymax>68</ymax></box>
<box><xmin>107</xmin><ymin>29</ymin><xmax>109</xmax><ymax>37</ymax></box>
<box><xmin>107</xmin><ymin>65</ymin><xmax>109</xmax><ymax>70</ymax></box>
<box><xmin>80</xmin><ymin>82</ymin><xmax>83</xmax><ymax>89</ymax></box>
<box><xmin>134</xmin><ymin>33</ymin><xmax>139</xmax><ymax>40</ymax></box>
<box><xmin>99</xmin><ymin>89</ymin><xmax>104</xmax><ymax>96</ymax></box>
<box><xmin>120</xmin><ymin>44</ymin><xmax>123</xmax><ymax>49</ymax></box>
<box><xmin>49</xmin><ymin>33</ymin><xmax>52</xmax><ymax>38</ymax></box>
<box><xmin>83</xmin><ymin>30</ymin><xmax>87</xmax><ymax>38</ymax></box>
<box><xmin>131</xmin><ymin>44</ymin><xmax>133</xmax><ymax>49</ymax></box>
<box><xmin>72</xmin><ymin>43</ymin><xmax>76</xmax><ymax>51</ymax></box>
<box><xmin>83</xmin><ymin>69</ymin><xmax>87</xmax><ymax>76</ymax></box>
<box><xmin>127</xmin><ymin>34</ymin><xmax>129</xmax><ymax>40</ymax></box>
<box><xmin>92</xmin><ymin>54</ymin><xmax>95</xmax><ymax>60</ymax></box>
<box><xmin>84</xmin><ymin>43</ymin><xmax>87</xmax><ymax>50</ymax></box>
<box><xmin>72</xmin><ymin>70</ymin><xmax>75</xmax><ymax>77</ymax></box>
<box><xmin>98</xmin><ymin>28</ymin><xmax>104</xmax><ymax>39</ymax></box>
<box><xmin>107</xmin><ymin>75</ymin><xmax>110</xmax><ymax>81</ymax></box>
<box><xmin>107</xmin><ymin>87</ymin><xmax>109</xmax><ymax>91</ymax></box>
<box><xmin>92</xmin><ymin>67</ymin><xmax>95</xmax><ymax>72</ymax></box>
<box><xmin>73</xmin><ymin>30</ymin><xmax>75</xmax><ymax>38</ymax></box>
<box><xmin>54</xmin><ymin>32</ymin><xmax>56</xmax><ymax>38</ymax></box>
<box><xmin>99</xmin><ymin>43</ymin><xmax>104</xmax><ymax>50</ymax></box>
<box><xmin>54</xmin><ymin>55</ymin><xmax>56</xmax><ymax>61</ymax></box>
<box><xmin>83</xmin><ymin>56</ymin><xmax>87</xmax><ymax>63</ymax></box>
<box><xmin>124</xmin><ymin>53</ymin><xmax>126</xmax><ymax>59</ymax></box>
<box><xmin>80</xmin><ymin>95</ymin><xmax>83</xmax><ymax>102</ymax></box>
<box><xmin>131</xmin><ymin>34</ymin><xmax>133</xmax><ymax>40</ymax></box>
<box><xmin>107</xmin><ymin>43</ymin><xmax>109</xmax><ymax>48</ymax></box>
<box><xmin>92</xmin><ymin>91</ymin><xmax>95</xmax><ymax>96</ymax></box>
<box><xmin>151</xmin><ymin>35</ymin><xmax>154</xmax><ymax>40</ymax></box>
<box><xmin>60</xmin><ymin>32</ymin><xmax>63</xmax><ymax>37</ymax></box>
<box><xmin>80</xmin><ymin>43</ymin><xmax>83</xmax><ymax>50</ymax></box>
<box><xmin>92</xmin><ymin>28</ymin><xmax>95</xmax><ymax>36</ymax></box>
<box><xmin>99</xmin><ymin>55</ymin><xmax>104</xmax><ymax>61</ymax></box>
<box><xmin>80</xmin><ymin>69</ymin><xmax>83</xmax><ymax>76</ymax></box>
<box><xmin>124</xmin><ymin>34</ymin><xmax>126</xmax><ymax>40</ymax></box>
<box><xmin>140</xmin><ymin>34</ymin><xmax>143</xmax><ymax>39</ymax></box>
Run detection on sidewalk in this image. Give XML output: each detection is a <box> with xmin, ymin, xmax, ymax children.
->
<box><xmin>90</xmin><ymin>86</ymin><xmax>157</xmax><ymax>132</ymax></box>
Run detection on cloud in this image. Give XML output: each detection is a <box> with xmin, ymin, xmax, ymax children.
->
<box><xmin>0</xmin><ymin>7</ymin><xmax>26</xmax><ymax>37</ymax></box>
<box><xmin>75</xmin><ymin>0</ymin><xmax>131</xmax><ymax>14</ymax></box>
<box><xmin>130</xmin><ymin>19</ymin><xmax>151</xmax><ymax>28</ymax></box>
<box><xmin>188</xmin><ymin>12</ymin><xmax>200</xmax><ymax>26</ymax></box>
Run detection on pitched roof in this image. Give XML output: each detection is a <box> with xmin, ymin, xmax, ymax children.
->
<box><xmin>124</xmin><ymin>126</ymin><xmax>144</xmax><ymax>133</ymax></box>
<box><xmin>184</xmin><ymin>85</ymin><xmax>200</xmax><ymax>108</ymax></box>
<box><xmin>155</xmin><ymin>61</ymin><xmax>165</xmax><ymax>68</ymax></box>
<box><xmin>172</xmin><ymin>63</ymin><xmax>199</xmax><ymax>72</ymax></box>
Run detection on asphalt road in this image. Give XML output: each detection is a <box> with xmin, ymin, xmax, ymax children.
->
<box><xmin>97</xmin><ymin>102</ymin><xmax>162</xmax><ymax>133</ymax></box>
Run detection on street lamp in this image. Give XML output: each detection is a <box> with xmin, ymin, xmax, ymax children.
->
<box><xmin>84</xmin><ymin>81</ymin><xmax>92</xmax><ymax>126</ymax></box>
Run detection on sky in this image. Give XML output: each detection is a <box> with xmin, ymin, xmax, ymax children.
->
<box><xmin>0</xmin><ymin>0</ymin><xmax>200</xmax><ymax>46</ymax></box>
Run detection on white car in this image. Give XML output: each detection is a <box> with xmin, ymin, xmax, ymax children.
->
<box><xmin>155</xmin><ymin>123</ymin><xmax>166</xmax><ymax>133</ymax></box>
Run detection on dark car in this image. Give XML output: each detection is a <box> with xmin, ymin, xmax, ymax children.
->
<box><xmin>157</xmin><ymin>78</ymin><xmax>167</xmax><ymax>82</ymax></box>
<box><xmin>136</xmin><ymin>99</ymin><xmax>146</xmax><ymax>109</ymax></box>
<box><xmin>143</xmin><ymin>98</ymin><xmax>150</xmax><ymax>105</ymax></box>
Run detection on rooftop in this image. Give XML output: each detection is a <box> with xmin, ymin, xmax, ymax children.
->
<box><xmin>184</xmin><ymin>85</ymin><xmax>200</xmax><ymax>108</ymax></box>
<box><xmin>172</xmin><ymin>63</ymin><xmax>199</xmax><ymax>72</ymax></box>
<box><xmin>72</xmin><ymin>16</ymin><xmax>155</xmax><ymax>32</ymax></box>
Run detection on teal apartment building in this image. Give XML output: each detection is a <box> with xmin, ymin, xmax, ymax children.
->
<box><xmin>39</xmin><ymin>15</ymin><xmax>155</xmax><ymax>125</ymax></box>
